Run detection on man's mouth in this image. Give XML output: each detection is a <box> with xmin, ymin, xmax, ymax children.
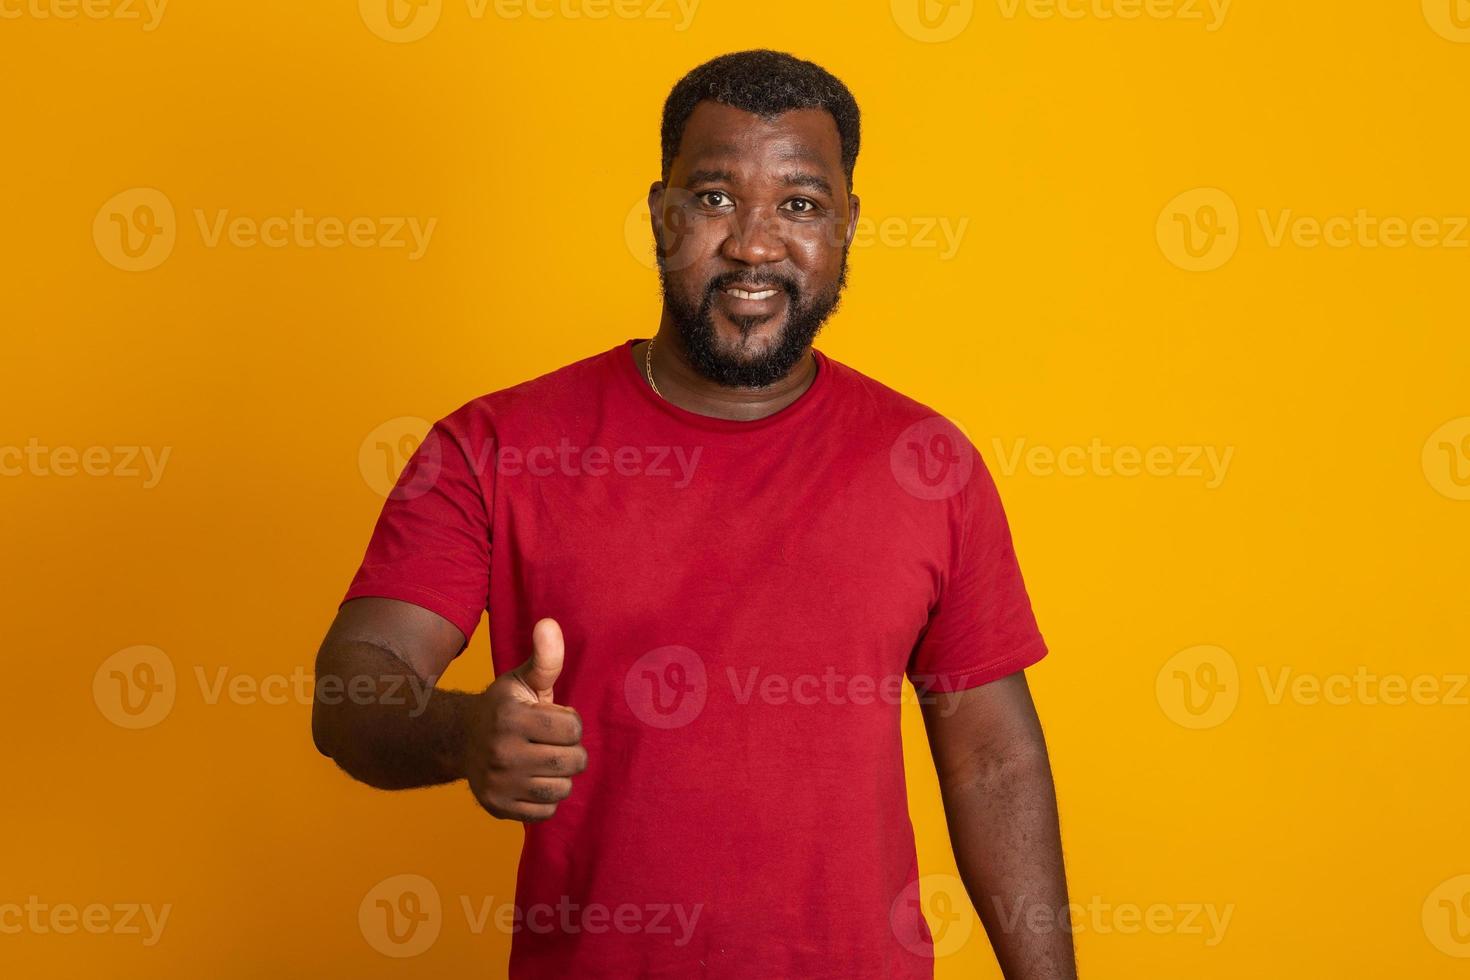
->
<box><xmin>716</xmin><ymin>283</ymin><xmax>788</xmax><ymax>316</ymax></box>
<box><xmin>723</xmin><ymin>286</ymin><xmax>780</xmax><ymax>301</ymax></box>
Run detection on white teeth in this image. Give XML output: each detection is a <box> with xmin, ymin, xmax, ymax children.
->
<box><xmin>726</xmin><ymin>288</ymin><xmax>778</xmax><ymax>300</ymax></box>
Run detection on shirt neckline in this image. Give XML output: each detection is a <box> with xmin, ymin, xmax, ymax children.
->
<box><xmin>614</xmin><ymin>337</ymin><xmax>832</xmax><ymax>435</ymax></box>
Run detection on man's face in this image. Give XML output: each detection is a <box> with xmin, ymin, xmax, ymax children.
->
<box><xmin>651</xmin><ymin>101</ymin><xmax>860</xmax><ymax>388</ymax></box>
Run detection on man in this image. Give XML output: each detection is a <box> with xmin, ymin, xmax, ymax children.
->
<box><xmin>313</xmin><ymin>49</ymin><xmax>1076</xmax><ymax>979</ymax></box>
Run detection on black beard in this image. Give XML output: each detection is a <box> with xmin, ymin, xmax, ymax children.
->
<box><xmin>656</xmin><ymin>252</ymin><xmax>849</xmax><ymax>388</ymax></box>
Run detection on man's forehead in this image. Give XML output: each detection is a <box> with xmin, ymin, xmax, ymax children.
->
<box><xmin>675</xmin><ymin>102</ymin><xmax>842</xmax><ymax>169</ymax></box>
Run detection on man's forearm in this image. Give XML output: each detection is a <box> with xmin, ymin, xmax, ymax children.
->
<box><xmin>939</xmin><ymin>745</ymin><xmax>1077</xmax><ymax>980</ymax></box>
<box><xmin>311</xmin><ymin>640</ymin><xmax>475</xmax><ymax>790</ymax></box>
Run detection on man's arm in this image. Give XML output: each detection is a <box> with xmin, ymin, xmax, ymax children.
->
<box><xmin>920</xmin><ymin>670</ymin><xmax>1077</xmax><ymax>980</ymax></box>
<box><xmin>311</xmin><ymin>597</ymin><xmax>587</xmax><ymax>820</ymax></box>
<box><xmin>311</xmin><ymin>596</ymin><xmax>475</xmax><ymax>789</ymax></box>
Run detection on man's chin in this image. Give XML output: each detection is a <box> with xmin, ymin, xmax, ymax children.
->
<box><xmin>663</xmin><ymin>282</ymin><xmax>832</xmax><ymax>387</ymax></box>
<box><xmin>711</xmin><ymin>313</ymin><xmax>788</xmax><ymax>354</ymax></box>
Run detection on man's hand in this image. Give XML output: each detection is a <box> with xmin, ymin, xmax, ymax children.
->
<box><xmin>312</xmin><ymin>599</ymin><xmax>588</xmax><ymax>815</ymax></box>
<box><xmin>464</xmin><ymin>618</ymin><xmax>589</xmax><ymax>822</ymax></box>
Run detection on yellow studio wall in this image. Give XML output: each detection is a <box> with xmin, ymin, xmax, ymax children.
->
<box><xmin>2</xmin><ymin>1</ymin><xmax>1467</xmax><ymax>977</ymax></box>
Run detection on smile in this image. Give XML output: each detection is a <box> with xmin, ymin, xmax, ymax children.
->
<box><xmin>723</xmin><ymin>287</ymin><xmax>781</xmax><ymax>300</ymax></box>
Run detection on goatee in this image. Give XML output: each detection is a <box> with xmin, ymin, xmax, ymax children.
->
<box><xmin>656</xmin><ymin>252</ymin><xmax>849</xmax><ymax>388</ymax></box>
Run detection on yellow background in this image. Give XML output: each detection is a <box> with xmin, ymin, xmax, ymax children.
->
<box><xmin>3</xmin><ymin>0</ymin><xmax>1468</xmax><ymax>976</ymax></box>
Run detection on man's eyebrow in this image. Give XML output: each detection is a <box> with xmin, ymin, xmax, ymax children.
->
<box><xmin>683</xmin><ymin>167</ymin><xmax>834</xmax><ymax>197</ymax></box>
<box><xmin>685</xmin><ymin>168</ymin><xmax>737</xmax><ymax>187</ymax></box>
<box><xmin>782</xmin><ymin>170</ymin><xmax>833</xmax><ymax>196</ymax></box>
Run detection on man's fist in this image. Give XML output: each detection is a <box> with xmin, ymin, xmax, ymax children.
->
<box><xmin>464</xmin><ymin>618</ymin><xmax>587</xmax><ymax>822</ymax></box>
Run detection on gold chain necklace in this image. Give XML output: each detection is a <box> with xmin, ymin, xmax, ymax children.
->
<box><xmin>644</xmin><ymin>337</ymin><xmax>663</xmax><ymax>399</ymax></box>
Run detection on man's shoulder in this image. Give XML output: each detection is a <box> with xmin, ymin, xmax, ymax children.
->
<box><xmin>820</xmin><ymin>348</ymin><xmax>953</xmax><ymax>430</ymax></box>
<box><xmin>436</xmin><ymin>343</ymin><xmax>623</xmax><ymax>433</ymax></box>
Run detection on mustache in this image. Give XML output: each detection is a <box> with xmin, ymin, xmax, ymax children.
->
<box><xmin>707</xmin><ymin>274</ymin><xmax>798</xmax><ymax>295</ymax></box>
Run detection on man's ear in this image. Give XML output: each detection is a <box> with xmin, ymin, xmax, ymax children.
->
<box><xmin>647</xmin><ymin>180</ymin><xmax>666</xmax><ymax>251</ymax></box>
<box><xmin>844</xmin><ymin>193</ymin><xmax>861</xmax><ymax>249</ymax></box>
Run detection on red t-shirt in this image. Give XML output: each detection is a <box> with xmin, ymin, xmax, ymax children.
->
<box><xmin>343</xmin><ymin>340</ymin><xmax>1048</xmax><ymax>978</ymax></box>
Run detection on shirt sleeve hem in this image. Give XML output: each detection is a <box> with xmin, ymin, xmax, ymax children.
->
<box><xmin>340</xmin><ymin>582</ymin><xmax>483</xmax><ymax>645</ymax></box>
<box><xmin>909</xmin><ymin>635</ymin><xmax>1049</xmax><ymax>694</ymax></box>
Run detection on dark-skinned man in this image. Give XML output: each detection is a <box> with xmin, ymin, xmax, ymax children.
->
<box><xmin>313</xmin><ymin>48</ymin><xmax>1077</xmax><ymax>980</ymax></box>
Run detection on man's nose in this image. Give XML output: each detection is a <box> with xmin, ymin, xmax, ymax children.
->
<box><xmin>719</xmin><ymin>208</ymin><xmax>788</xmax><ymax>265</ymax></box>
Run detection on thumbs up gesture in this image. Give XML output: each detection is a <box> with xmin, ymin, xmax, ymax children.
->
<box><xmin>465</xmin><ymin>618</ymin><xmax>587</xmax><ymax>822</ymax></box>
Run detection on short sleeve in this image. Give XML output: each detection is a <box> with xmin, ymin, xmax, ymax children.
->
<box><xmin>906</xmin><ymin>454</ymin><xmax>1048</xmax><ymax>693</ymax></box>
<box><xmin>341</xmin><ymin>414</ymin><xmax>493</xmax><ymax>645</ymax></box>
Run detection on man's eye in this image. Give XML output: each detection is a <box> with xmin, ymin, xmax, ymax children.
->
<box><xmin>698</xmin><ymin>191</ymin><xmax>732</xmax><ymax>208</ymax></box>
<box><xmin>784</xmin><ymin>198</ymin><xmax>817</xmax><ymax>214</ymax></box>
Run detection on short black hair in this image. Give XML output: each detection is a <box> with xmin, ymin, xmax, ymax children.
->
<box><xmin>660</xmin><ymin>49</ymin><xmax>861</xmax><ymax>192</ymax></box>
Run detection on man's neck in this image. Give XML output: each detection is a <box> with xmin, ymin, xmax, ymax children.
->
<box><xmin>634</xmin><ymin>330</ymin><xmax>817</xmax><ymax>422</ymax></box>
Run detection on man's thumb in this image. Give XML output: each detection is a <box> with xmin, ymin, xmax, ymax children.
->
<box><xmin>517</xmin><ymin>618</ymin><xmax>564</xmax><ymax>702</ymax></box>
